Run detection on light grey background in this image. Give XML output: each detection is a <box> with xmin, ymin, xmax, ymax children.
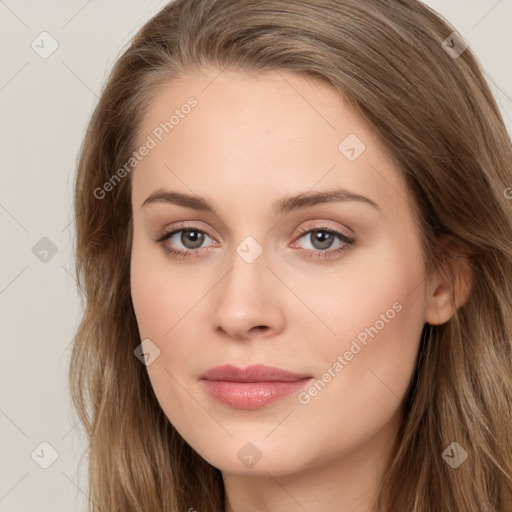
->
<box><xmin>0</xmin><ymin>1</ymin><xmax>511</xmax><ymax>510</ymax></box>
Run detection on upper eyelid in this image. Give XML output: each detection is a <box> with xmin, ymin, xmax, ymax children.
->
<box><xmin>295</xmin><ymin>222</ymin><xmax>353</xmax><ymax>238</ymax></box>
<box><xmin>158</xmin><ymin>220</ymin><xmax>214</xmax><ymax>236</ymax></box>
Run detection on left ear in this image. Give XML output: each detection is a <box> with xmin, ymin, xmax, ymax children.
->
<box><xmin>424</xmin><ymin>236</ymin><xmax>474</xmax><ymax>326</ymax></box>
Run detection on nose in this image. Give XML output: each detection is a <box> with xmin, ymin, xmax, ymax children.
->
<box><xmin>210</xmin><ymin>246</ymin><xmax>286</xmax><ymax>341</ymax></box>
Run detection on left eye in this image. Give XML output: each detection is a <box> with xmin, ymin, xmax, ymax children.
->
<box><xmin>296</xmin><ymin>228</ymin><xmax>349</xmax><ymax>251</ymax></box>
<box><xmin>291</xmin><ymin>227</ymin><xmax>355</xmax><ymax>259</ymax></box>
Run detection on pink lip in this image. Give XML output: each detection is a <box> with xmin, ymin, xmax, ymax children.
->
<box><xmin>200</xmin><ymin>364</ymin><xmax>313</xmax><ymax>410</ymax></box>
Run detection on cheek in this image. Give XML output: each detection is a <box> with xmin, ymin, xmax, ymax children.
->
<box><xmin>287</xmin><ymin>237</ymin><xmax>427</xmax><ymax>359</ymax></box>
<box><xmin>130</xmin><ymin>240</ymin><xmax>210</xmax><ymax>377</ymax></box>
<box><xmin>130</xmin><ymin>241</ymin><xmax>202</xmax><ymax>340</ymax></box>
<box><xmin>130</xmin><ymin>245</ymin><xmax>202</xmax><ymax>430</ymax></box>
<box><xmin>298</xmin><ymin>242</ymin><xmax>428</xmax><ymax>423</ymax></box>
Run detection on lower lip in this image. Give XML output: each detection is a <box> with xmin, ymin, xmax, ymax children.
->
<box><xmin>201</xmin><ymin>379</ymin><xmax>313</xmax><ymax>410</ymax></box>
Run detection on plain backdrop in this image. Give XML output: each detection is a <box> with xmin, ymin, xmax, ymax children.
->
<box><xmin>0</xmin><ymin>1</ymin><xmax>511</xmax><ymax>510</ymax></box>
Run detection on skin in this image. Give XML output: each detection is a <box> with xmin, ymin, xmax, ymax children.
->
<box><xmin>129</xmin><ymin>66</ymin><xmax>470</xmax><ymax>511</ymax></box>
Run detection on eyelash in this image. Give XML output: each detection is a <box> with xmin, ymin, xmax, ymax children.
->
<box><xmin>155</xmin><ymin>222</ymin><xmax>355</xmax><ymax>260</ymax></box>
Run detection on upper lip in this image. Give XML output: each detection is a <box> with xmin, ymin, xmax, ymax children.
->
<box><xmin>200</xmin><ymin>364</ymin><xmax>312</xmax><ymax>382</ymax></box>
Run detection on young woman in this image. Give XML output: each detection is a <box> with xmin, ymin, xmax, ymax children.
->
<box><xmin>69</xmin><ymin>1</ymin><xmax>512</xmax><ymax>510</ymax></box>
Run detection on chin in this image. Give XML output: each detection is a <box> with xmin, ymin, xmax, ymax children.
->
<box><xmin>184</xmin><ymin>432</ymin><xmax>323</xmax><ymax>477</ymax></box>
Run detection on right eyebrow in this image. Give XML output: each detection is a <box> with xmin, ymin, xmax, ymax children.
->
<box><xmin>141</xmin><ymin>189</ymin><xmax>217</xmax><ymax>213</ymax></box>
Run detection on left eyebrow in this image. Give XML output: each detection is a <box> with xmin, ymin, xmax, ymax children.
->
<box><xmin>272</xmin><ymin>188</ymin><xmax>382</xmax><ymax>215</ymax></box>
<box><xmin>140</xmin><ymin>187</ymin><xmax>382</xmax><ymax>215</ymax></box>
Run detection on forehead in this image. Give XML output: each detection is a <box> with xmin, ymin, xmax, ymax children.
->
<box><xmin>131</xmin><ymin>67</ymin><xmax>408</xmax><ymax>218</ymax></box>
<box><xmin>138</xmin><ymin>66</ymin><xmax>369</xmax><ymax>149</ymax></box>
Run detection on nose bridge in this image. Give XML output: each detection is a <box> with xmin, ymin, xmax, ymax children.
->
<box><xmin>210</xmin><ymin>234</ymin><xmax>285</xmax><ymax>338</ymax></box>
<box><xmin>221</xmin><ymin>236</ymin><xmax>270</xmax><ymax>306</ymax></box>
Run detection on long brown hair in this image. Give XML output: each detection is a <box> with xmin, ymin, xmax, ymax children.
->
<box><xmin>70</xmin><ymin>1</ymin><xmax>512</xmax><ymax>510</ymax></box>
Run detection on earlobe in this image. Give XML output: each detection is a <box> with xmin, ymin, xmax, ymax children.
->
<box><xmin>424</xmin><ymin>243</ymin><xmax>474</xmax><ymax>326</ymax></box>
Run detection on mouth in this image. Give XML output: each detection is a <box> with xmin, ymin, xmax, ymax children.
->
<box><xmin>199</xmin><ymin>364</ymin><xmax>314</xmax><ymax>410</ymax></box>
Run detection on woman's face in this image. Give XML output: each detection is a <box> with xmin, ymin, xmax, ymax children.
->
<box><xmin>130</xmin><ymin>66</ymin><xmax>432</xmax><ymax>476</ymax></box>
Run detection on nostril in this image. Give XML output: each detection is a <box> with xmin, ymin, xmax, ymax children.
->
<box><xmin>250</xmin><ymin>325</ymin><xmax>269</xmax><ymax>333</ymax></box>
